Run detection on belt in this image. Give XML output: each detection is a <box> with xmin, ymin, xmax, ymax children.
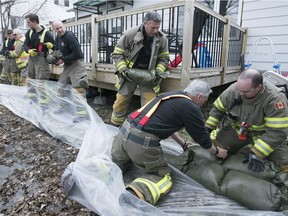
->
<box><xmin>119</xmin><ymin>122</ymin><xmax>160</xmax><ymax>147</ymax></box>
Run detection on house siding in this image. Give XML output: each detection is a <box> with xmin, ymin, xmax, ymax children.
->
<box><xmin>242</xmin><ymin>0</ymin><xmax>288</xmax><ymax>72</ymax></box>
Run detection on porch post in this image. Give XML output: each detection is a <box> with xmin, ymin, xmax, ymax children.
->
<box><xmin>180</xmin><ymin>0</ymin><xmax>195</xmax><ymax>90</ymax></box>
<box><xmin>92</xmin><ymin>15</ymin><xmax>98</xmax><ymax>79</ymax></box>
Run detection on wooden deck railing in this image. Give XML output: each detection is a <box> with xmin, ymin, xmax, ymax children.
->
<box><xmin>51</xmin><ymin>0</ymin><xmax>246</xmax><ymax>91</ymax></box>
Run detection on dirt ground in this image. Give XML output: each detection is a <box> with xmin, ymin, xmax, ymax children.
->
<box><xmin>0</xmin><ymin>86</ymin><xmax>223</xmax><ymax>215</ymax></box>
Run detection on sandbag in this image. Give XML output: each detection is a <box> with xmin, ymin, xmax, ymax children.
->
<box><xmin>184</xmin><ymin>159</ymin><xmax>226</xmax><ymax>194</ymax></box>
<box><xmin>220</xmin><ymin>170</ymin><xmax>286</xmax><ymax>211</ymax></box>
<box><xmin>46</xmin><ymin>50</ymin><xmax>63</xmax><ymax>64</ymax></box>
<box><xmin>127</xmin><ymin>69</ymin><xmax>156</xmax><ymax>84</ymax></box>
<box><xmin>186</xmin><ymin>145</ymin><xmax>218</xmax><ymax>162</ymax></box>
<box><xmin>164</xmin><ymin>149</ymin><xmax>194</xmax><ymax>172</ymax></box>
<box><xmin>164</xmin><ymin>145</ymin><xmax>218</xmax><ymax>172</ymax></box>
<box><xmin>222</xmin><ymin>154</ymin><xmax>279</xmax><ymax>180</ymax></box>
<box><xmin>127</xmin><ymin>69</ymin><xmax>170</xmax><ymax>85</ymax></box>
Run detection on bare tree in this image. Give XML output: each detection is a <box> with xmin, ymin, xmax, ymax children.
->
<box><xmin>0</xmin><ymin>0</ymin><xmax>48</xmax><ymax>41</ymax></box>
<box><xmin>198</xmin><ymin>0</ymin><xmax>239</xmax><ymax>19</ymax></box>
<box><xmin>0</xmin><ymin>0</ymin><xmax>16</xmax><ymax>40</ymax></box>
<box><xmin>219</xmin><ymin>0</ymin><xmax>239</xmax><ymax>18</ymax></box>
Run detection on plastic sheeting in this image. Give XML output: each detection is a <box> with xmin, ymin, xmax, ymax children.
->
<box><xmin>0</xmin><ymin>79</ymin><xmax>287</xmax><ymax>216</ymax></box>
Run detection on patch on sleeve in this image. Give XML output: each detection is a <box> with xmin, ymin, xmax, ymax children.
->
<box><xmin>274</xmin><ymin>101</ymin><xmax>286</xmax><ymax>110</ymax></box>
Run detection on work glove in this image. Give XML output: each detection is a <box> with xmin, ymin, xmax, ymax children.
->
<box><xmin>45</xmin><ymin>42</ymin><xmax>53</xmax><ymax>49</ymax></box>
<box><xmin>152</xmin><ymin>74</ymin><xmax>162</xmax><ymax>94</ymax></box>
<box><xmin>28</xmin><ymin>49</ymin><xmax>38</xmax><ymax>57</ymax></box>
<box><xmin>153</xmin><ymin>74</ymin><xmax>161</xmax><ymax>84</ymax></box>
<box><xmin>121</xmin><ymin>69</ymin><xmax>133</xmax><ymax>82</ymax></box>
<box><xmin>242</xmin><ymin>152</ymin><xmax>265</xmax><ymax>172</ymax></box>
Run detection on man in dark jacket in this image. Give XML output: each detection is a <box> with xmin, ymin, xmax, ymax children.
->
<box><xmin>111</xmin><ymin>79</ymin><xmax>227</xmax><ymax>205</ymax></box>
<box><xmin>52</xmin><ymin>20</ymin><xmax>89</xmax><ymax>122</ymax></box>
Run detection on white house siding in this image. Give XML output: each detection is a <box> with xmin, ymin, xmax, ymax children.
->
<box><xmin>241</xmin><ymin>0</ymin><xmax>288</xmax><ymax>73</ymax></box>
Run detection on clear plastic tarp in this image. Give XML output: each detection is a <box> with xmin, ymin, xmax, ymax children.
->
<box><xmin>0</xmin><ymin>79</ymin><xmax>287</xmax><ymax>216</ymax></box>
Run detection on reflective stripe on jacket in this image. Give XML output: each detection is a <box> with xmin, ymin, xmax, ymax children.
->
<box><xmin>205</xmin><ymin>81</ymin><xmax>288</xmax><ymax>158</ymax></box>
<box><xmin>112</xmin><ymin>24</ymin><xmax>169</xmax><ymax>74</ymax></box>
<box><xmin>29</xmin><ymin>28</ymin><xmax>48</xmax><ymax>52</ymax></box>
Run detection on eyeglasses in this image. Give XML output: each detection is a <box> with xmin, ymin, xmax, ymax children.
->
<box><xmin>13</xmin><ymin>34</ymin><xmax>17</xmax><ymax>36</ymax></box>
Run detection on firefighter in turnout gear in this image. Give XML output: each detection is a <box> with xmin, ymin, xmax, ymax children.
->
<box><xmin>23</xmin><ymin>13</ymin><xmax>55</xmax><ymax>107</ymax></box>
<box><xmin>110</xmin><ymin>11</ymin><xmax>170</xmax><ymax>126</ymax></box>
<box><xmin>9</xmin><ymin>28</ymin><xmax>29</xmax><ymax>86</ymax></box>
<box><xmin>206</xmin><ymin>69</ymin><xmax>288</xmax><ymax>172</ymax></box>
<box><xmin>0</xmin><ymin>29</ymin><xmax>16</xmax><ymax>84</ymax></box>
<box><xmin>111</xmin><ymin>79</ymin><xmax>227</xmax><ymax>205</ymax></box>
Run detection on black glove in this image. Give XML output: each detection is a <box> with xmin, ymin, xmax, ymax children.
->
<box><xmin>121</xmin><ymin>69</ymin><xmax>133</xmax><ymax>82</ymax></box>
<box><xmin>242</xmin><ymin>152</ymin><xmax>265</xmax><ymax>172</ymax></box>
<box><xmin>153</xmin><ymin>74</ymin><xmax>161</xmax><ymax>84</ymax></box>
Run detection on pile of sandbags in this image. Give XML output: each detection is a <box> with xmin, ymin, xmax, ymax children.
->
<box><xmin>164</xmin><ymin>145</ymin><xmax>288</xmax><ymax>211</ymax></box>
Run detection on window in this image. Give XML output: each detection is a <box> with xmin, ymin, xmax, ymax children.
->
<box><xmin>64</xmin><ymin>0</ymin><xmax>69</xmax><ymax>7</ymax></box>
<box><xmin>54</xmin><ymin>0</ymin><xmax>59</xmax><ymax>4</ymax></box>
<box><xmin>197</xmin><ymin>0</ymin><xmax>241</xmax><ymax>24</ymax></box>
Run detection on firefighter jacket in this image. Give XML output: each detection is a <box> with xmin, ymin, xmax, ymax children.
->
<box><xmin>55</xmin><ymin>30</ymin><xmax>83</xmax><ymax>65</ymax></box>
<box><xmin>10</xmin><ymin>36</ymin><xmax>29</xmax><ymax>69</ymax></box>
<box><xmin>205</xmin><ymin>81</ymin><xmax>288</xmax><ymax>159</ymax></box>
<box><xmin>1</xmin><ymin>38</ymin><xmax>15</xmax><ymax>57</ymax></box>
<box><xmin>23</xmin><ymin>26</ymin><xmax>55</xmax><ymax>54</ymax></box>
<box><xmin>112</xmin><ymin>24</ymin><xmax>169</xmax><ymax>75</ymax></box>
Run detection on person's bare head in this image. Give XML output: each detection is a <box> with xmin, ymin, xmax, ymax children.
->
<box><xmin>12</xmin><ymin>28</ymin><xmax>23</xmax><ymax>40</ymax></box>
<box><xmin>6</xmin><ymin>29</ymin><xmax>14</xmax><ymax>40</ymax></box>
<box><xmin>184</xmin><ymin>79</ymin><xmax>212</xmax><ymax>107</ymax></box>
<box><xmin>143</xmin><ymin>11</ymin><xmax>161</xmax><ymax>37</ymax></box>
<box><xmin>237</xmin><ymin>68</ymin><xmax>263</xmax><ymax>99</ymax></box>
<box><xmin>25</xmin><ymin>13</ymin><xmax>40</xmax><ymax>30</ymax></box>
<box><xmin>52</xmin><ymin>20</ymin><xmax>66</xmax><ymax>36</ymax></box>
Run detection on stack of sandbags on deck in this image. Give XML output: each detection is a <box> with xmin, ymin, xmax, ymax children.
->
<box><xmin>164</xmin><ymin>145</ymin><xmax>288</xmax><ymax>211</ymax></box>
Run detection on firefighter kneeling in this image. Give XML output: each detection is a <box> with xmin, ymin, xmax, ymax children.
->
<box><xmin>111</xmin><ymin>79</ymin><xmax>227</xmax><ymax>205</ymax></box>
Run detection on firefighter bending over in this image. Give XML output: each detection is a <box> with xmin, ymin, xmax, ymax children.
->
<box><xmin>111</xmin><ymin>79</ymin><xmax>227</xmax><ymax>205</ymax></box>
<box><xmin>110</xmin><ymin>11</ymin><xmax>170</xmax><ymax>126</ymax></box>
<box><xmin>206</xmin><ymin>68</ymin><xmax>288</xmax><ymax>173</ymax></box>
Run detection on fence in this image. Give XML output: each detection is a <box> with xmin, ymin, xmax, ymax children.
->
<box><xmin>53</xmin><ymin>0</ymin><xmax>246</xmax><ymax>90</ymax></box>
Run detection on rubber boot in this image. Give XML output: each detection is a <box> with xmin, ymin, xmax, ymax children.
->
<box><xmin>55</xmin><ymin>88</ymin><xmax>74</xmax><ymax>115</ymax></box>
<box><xmin>11</xmin><ymin>73</ymin><xmax>19</xmax><ymax>86</ymax></box>
<box><xmin>19</xmin><ymin>76</ymin><xmax>27</xmax><ymax>86</ymax></box>
<box><xmin>0</xmin><ymin>71</ymin><xmax>10</xmax><ymax>84</ymax></box>
<box><xmin>73</xmin><ymin>87</ymin><xmax>89</xmax><ymax>123</ymax></box>
<box><xmin>27</xmin><ymin>83</ymin><xmax>38</xmax><ymax>104</ymax></box>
